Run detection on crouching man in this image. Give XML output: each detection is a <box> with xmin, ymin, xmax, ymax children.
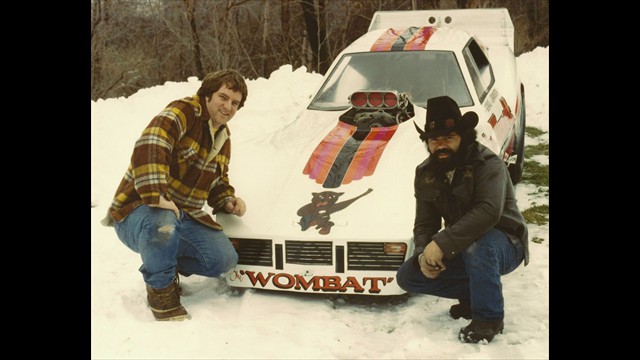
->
<box><xmin>101</xmin><ymin>70</ymin><xmax>248</xmax><ymax>321</ymax></box>
<box><xmin>396</xmin><ymin>96</ymin><xmax>529</xmax><ymax>343</ymax></box>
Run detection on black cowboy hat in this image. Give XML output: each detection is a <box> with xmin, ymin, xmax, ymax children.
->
<box><xmin>414</xmin><ymin>96</ymin><xmax>479</xmax><ymax>140</ymax></box>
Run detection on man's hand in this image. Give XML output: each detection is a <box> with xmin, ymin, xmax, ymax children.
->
<box><xmin>224</xmin><ymin>197</ymin><xmax>246</xmax><ymax>217</ymax></box>
<box><xmin>149</xmin><ymin>194</ymin><xmax>180</xmax><ymax>218</ymax></box>
<box><xmin>418</xmin><ymin>252</ymin><xmax>444</xmax><ymax>279</ymax></box>
<box><xmin>419</xmin><ymin>240</ymin><xmax>446</xmax><ymax>278</ymax></box>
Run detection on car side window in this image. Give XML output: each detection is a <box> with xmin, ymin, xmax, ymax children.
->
<box><xmin>462</xmin><ymin>39</ymin><xmax>494</xmax><ymax>103</ymax></box>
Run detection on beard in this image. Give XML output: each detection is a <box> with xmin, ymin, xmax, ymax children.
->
<box><xmin>429</xmin><ymin>148</ymin><xmax>459</xmax><ymax>173</ymax></box>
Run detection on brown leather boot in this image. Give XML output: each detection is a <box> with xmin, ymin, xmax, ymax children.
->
<box><xmin>146</xmin><ymin>281</ymin><xmax>189</xmax><ymax>321</ymax></box>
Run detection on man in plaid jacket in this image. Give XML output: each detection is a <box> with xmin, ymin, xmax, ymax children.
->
<box><xmin>102</xmin><ymin>69</ymin><xmax>248</xmax><ymax>321</ymax></box>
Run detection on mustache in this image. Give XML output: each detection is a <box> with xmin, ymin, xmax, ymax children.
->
<box><xmin>433</xmin><ymin>148</ymin><xmax>454</xmax><ymax>157</ymax></box>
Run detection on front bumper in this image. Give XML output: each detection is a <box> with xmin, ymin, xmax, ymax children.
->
<box><xmin>225</xmin><ymin>237</ymin><xmax>412</xmax><ymax>295</ymax></box>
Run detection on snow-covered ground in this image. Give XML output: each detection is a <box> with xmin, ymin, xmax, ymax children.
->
<box><xmin>91</xmin><ymin>47</ymin><xmax>549</xmax><ymax>359</ymax></box>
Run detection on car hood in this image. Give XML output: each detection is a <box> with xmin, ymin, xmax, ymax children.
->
<box><xmin>216</xmin><ymin>106</ymin><xmax>431</xmax><ymax>242</ymax></box>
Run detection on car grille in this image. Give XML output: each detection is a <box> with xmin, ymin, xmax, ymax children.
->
<box><xmin>233</xmin><ymin>239</ymin><xmax>405</xmax><ymax>271</ymax></box>
<box><xmin>234</xmin><ymin>238</ymin><xmax>273</xmax><ymax>266</ymax></box>
<box><xmin>347</xmin><ymin>242</ymin><xmax>405</xmax><ymax>271</ymax></box>
<box><xmin>285</xmin><ymin>240</ymin><xmax>333</xmax><ymax>265</ymax></box>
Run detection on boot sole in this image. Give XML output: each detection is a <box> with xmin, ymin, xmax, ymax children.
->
<box><xmin>149</xmin><ymin>305</ymin><xmax>190</xmax><ymax>321</ymax></box>
<box><xmin>459</xmin><ymin>323</ymin><xmax>504</xmax><ymax>343</ymax></box>
<box><xmin>155</xmin><ymin>314</ymin><xmax>190</xmax><ymax>321</ymax></box>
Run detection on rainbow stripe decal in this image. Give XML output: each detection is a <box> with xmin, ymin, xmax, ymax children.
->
<box><xmin>370</xmin><ymin>26</ymin><xmax>437</xmax><ymax>52</ymax></box>
<box><xmin>303</xmin><ymin>122</ymin><xmax>398</xmax><ymax>188</ymax></box>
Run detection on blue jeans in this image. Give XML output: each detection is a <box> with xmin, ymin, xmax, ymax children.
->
<box><xmin>396</xmin><ymin>228</ymin><xmax>524</xmax><ymax>322</ymax></box>
<box><xmin>114</xmin><ymin>205</ymin><xmax>239</xmax><ymax>289</ymax></box>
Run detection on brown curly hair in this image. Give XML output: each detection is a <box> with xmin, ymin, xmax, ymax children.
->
<box><xmin>196</xmin><ymin>69</ymin><xmax>248</xmax><ymax>109</ymax></box>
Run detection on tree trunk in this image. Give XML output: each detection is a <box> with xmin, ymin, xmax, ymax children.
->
<box><xmin>183</xmin><ymin>0</ymin><xmax>204</xmax><ymax>78</ymax></box>
<box><xmin>299</xmin><ymin>0</ymin><xmax>329</xmax><ymax>74</ymax></box>
<box><xmin>317</xmin><ymin>0</ymin><xmax>329</xmax><ymax>74</ymax></box>
<box><xmin>262</xmin><ymin>0</ymin><xmax>269</xmax><ymax>75</ymax></box>
<box><xmin>529</xmin><ymin>0</ymin><xmax>538</xmax><ymax>40</ymax></box>
<box><xmin>91</xmin><ymin>0</ymin><xmax>101</xmax><ymax>41</ymax></box>
<box><xmin>281</xmin><ymin>0</ymin><xmax>291</xmax><ymax>67</ymax></box>
<box><xmin>281</xmin><ymin>0</ymin><xmax>290</xmax><ymax>38</ymax></box>
<box><xmin>91</xmin><ymin>0</ymin><xmax>103</xmax><ymax>95</ymax></box>
<box><xmin>300</xmin><ymin>0</ymin><xmax>319</xmax><ymax>72</ymax></box>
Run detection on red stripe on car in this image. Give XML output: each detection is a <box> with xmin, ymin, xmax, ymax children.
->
<box><xmin>342</xmin><ymin>125</ymin><xmax>398</xmax><ymax>184</ymax></box>
<box><xmin>370</xmin><ymin>28</ymin><xmax>407</xmax><ymax>51</ymax></box>
<box><xmin>404</xmin><ymin>26</ymin><xmax>437</xmax><ymax>50</ymax></box>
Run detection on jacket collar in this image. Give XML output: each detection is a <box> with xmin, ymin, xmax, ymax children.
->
<box><xmin>197</xmin><ymin>95</ymin><xmax>209</xmax><ymax>120</ymax></box>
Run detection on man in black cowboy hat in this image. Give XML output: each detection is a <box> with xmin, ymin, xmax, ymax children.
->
<box><xmin>396</xmin><ymin>95</ymin><xmax>529</xmax><ymax>343</ymax></box>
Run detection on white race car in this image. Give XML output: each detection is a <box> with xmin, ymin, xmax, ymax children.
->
<box><xmin>220</xmin><ymin>8</ymin><xmax>526</xmax><ymax>296</ymax></box>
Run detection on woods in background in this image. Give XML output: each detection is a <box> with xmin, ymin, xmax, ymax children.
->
<box><xmin>91</xmin><ymin>0</ymin><xmax>549</xmax><ymax>101</ymax></box>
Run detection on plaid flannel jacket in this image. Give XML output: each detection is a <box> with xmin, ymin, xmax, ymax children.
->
<box><xmin>105</xmin><ymin>95</ymin><xmax>235</xmax><ymax>230</ymax></box>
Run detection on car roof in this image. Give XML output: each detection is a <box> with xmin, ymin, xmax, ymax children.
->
<box><xmin>342</xmin><ymin>26</ymin><xmax>476</xmax><ymax>55</ymax></box>
<box><xmin>368</xmin><ymin>8</ymin><xmax>514</xmax><ymax>50</ymax></box>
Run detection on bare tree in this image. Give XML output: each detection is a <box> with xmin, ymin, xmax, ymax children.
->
<box><xmin>183</xmin><ymin>0</ymin><xmax>205</xmax><ymax>78</ymax></box>
<box><xmin>261</xmin><ymin>0</ymin><xmax>269</xmax><ymax>75</ymax></box>
<box><xmin>91</xmin><ymin>0</ymin><xmax>104</xmax><ymax>94</ymax></box>
<box><xmin>300</xmin><ymin>0</ymin><xmax>330</xmax><ymax>73</ymax></box>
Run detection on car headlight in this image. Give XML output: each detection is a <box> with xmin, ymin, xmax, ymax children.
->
<box><xmin>383</xmin><ymin>242</ymin><xmax>407</xmax><ymax>255</ymax></box>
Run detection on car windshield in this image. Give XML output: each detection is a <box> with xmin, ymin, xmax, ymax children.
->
<box><xmin>308</xmin><ymin>51</ymin><xmax>473</xmax><ymax>110</ymax></box>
